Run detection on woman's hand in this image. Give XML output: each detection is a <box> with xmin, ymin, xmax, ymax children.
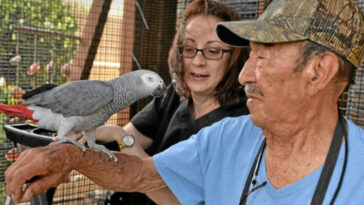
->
<box><xmin>66</xmin><ymin>125</ymin><xmax>148</xmax><ymax>158</ymax></box>
<box><xmin>66</xmin><ymin>125</ymin><xmax>125</xmax><ymax>144</ymax></box>
<box><xmin>94</xmin><ymin>125</ymin><xmax>126</xmax><ymax>144</ymax></box>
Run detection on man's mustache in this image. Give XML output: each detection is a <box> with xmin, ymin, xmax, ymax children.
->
<box><xmin>244</xmin><ymin>84</ymin><xmax>264</xmax><ymax>97</ymax></box>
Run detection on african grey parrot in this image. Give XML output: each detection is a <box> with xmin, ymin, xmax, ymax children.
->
<box><xmin>0</xmin><ymin>70</ymin><xmax>166</xmax><ymax>162</ymax></box>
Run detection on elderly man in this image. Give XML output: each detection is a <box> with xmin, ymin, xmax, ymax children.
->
<box><xmin>5</xmin><ymin>0</ymin><xmax>364</xmax><ymax>204</ymax></box>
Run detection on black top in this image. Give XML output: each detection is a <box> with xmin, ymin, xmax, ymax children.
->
<box><xmin>131</xmin><ymin>84</ymin><xmax>250</xmax><ymax>154</ymax></box>
<box><xmin>109</xmin><ymin>84</ymin><xmax>249</xmax><ymax>205</ymax></box>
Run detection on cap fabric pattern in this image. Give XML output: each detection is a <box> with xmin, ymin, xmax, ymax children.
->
<box><xmin>216</xmin><ymin>0</ymin><xmax>364</xmax><ymax>68</ymax></box>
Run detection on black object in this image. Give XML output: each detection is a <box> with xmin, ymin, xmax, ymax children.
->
<box><xmin>3</xmin><ymin>123</ymin><xmax>120</xmax><ymax>150</ymax></box>
<box><xmin>22</xmin><ymin>84</ymin><xmax>58</xmax><ymax>100</ymax></box>
<box><xmin>4</xmin><ymin>124</ymin><xmax>54</xmax><ymax>147</ymax></box>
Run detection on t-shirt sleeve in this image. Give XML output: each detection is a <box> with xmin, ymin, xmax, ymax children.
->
<box><xmin>152</xmin><ymin>119</ymin><xmax>223</xmax><ymax>205</ymax></box>
<box><xmin>153</xmin><ymin>116</ymin><xmax>257</xmax><ymax>204</ymax></box>
<box><xmin>153</xmin><ymin>134</ymin><xmax>205</xmax><ymax>204</ymax></box>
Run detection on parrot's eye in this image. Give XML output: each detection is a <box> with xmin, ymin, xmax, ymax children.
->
<box><xmin>147</xmin><ymin>77</ymin><xmax>153</xmax><ymax>81</ymax></box>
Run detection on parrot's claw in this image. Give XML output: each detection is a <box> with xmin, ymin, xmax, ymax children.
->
<box><xmin>49</xmin><ymin>137</ymin><xmax>87</xmax><ymax>153</ymax></box>
<box><xmin>88</xmin><ymin>144</ymin><xmax>118</xmax><ymax>163</ymax></box>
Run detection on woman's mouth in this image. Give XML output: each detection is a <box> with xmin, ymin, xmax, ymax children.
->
<box><xmin>191</xmin><ymin>72</ymin><xmax>209</xmax><ymax>79</ymax></box>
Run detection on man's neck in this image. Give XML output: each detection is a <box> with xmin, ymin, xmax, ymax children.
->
<box><xmin>263</xmin><ymin>106</ymin><xmax>339</xmax><ymax>189</ymax></box>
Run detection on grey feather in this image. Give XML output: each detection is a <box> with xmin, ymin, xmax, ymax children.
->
<box><xmin>24</xmin><ymin>80</ymin><xmax>114</xmax><ymax>117</ymax></box>
<box><xmin>23</xmin><ymin>70</ymin><xmax>166</xmax><ymax>162</ymax></box>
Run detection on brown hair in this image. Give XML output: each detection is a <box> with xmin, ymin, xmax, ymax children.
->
<box><xmin>168</xmin><ymin>0</ymin><xmax>248</xmax><ymax>108</ymax></box>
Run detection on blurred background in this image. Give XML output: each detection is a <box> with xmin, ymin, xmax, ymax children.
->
<box><xmin>0</xmin><ymin>0</ymin><xmax>363</xmax><ymax>204</ymax></box>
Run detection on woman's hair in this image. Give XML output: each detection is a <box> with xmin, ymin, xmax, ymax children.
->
<box><xmin>168</xmin><ymin>0</ymin><xmax>248</xmax><ymax>108</ymax></box>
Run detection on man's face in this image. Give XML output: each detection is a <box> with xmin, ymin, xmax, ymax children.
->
<box><xmin>239</xmin><ymin>42</ymin><xmax>310</xmax><ymax>129</ymax></box>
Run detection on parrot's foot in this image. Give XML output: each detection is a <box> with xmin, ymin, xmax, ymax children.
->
<box><xmin>89</xmin><ymin>144</ymin><xmax>118</xmax><ymax>163</ymax></box>
<box><xmin>49</xmin><ymin>137</ymin><xmax>86</xmax><ymax>153</ymax></box>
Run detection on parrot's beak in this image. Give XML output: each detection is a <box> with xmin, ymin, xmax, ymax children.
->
<box><xmin>152</xmin><ymin>83</ymin><xmax>167</xmax><ymax>97</ymax></box>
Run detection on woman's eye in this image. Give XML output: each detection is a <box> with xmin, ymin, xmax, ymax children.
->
<box><xmin>183</xmin><ymin>46</ymin><xmax>195</xmax><ymax>53</ymax></box>
<box><xmin>206</xmin><ymin>47</ymin><xmax>221</xmax><ymax>54</ymax></box>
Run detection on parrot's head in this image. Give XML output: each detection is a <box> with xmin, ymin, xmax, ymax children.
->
<box><xmin>134</xmin><ymin>70</ymin><xmax>166</xmax><ymax>98</ymax></box>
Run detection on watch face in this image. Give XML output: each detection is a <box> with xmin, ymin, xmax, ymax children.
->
<box><xmin>122</xmin><ymin>134</ymin><xmax>135</xmax><ymax>147</ymax></box>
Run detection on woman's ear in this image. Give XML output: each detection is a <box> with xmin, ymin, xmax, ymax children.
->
<box><xmin>305</xmin><ymin>52</ymin><xmax>340</xmax><ymax>95</ymax></box>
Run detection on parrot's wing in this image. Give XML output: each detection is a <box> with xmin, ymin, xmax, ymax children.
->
<box><xmin>24</xmin><ymin>80</ymin><xmax>114</xmax><ymax>117</ymax></box>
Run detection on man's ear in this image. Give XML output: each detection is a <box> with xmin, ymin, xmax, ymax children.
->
<box><xmin>306</xmin><ymin>52</ymin><xmax>339</xmax><ymax>94</ymax></box>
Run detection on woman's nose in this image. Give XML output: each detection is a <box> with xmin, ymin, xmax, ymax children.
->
<box><xmin>191</xmin><ymin>50</ymin><xmax>207</xmax><ymax>66</ymax></box>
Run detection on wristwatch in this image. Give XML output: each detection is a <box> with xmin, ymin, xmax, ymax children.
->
<box><xmin>119</xmin><ymin>134</ymin><xmax>135</xmax><ymax>149</ymax></box>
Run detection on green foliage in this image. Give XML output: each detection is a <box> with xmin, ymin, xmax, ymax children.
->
<box><xmin>0</xmin><ymin>0</ymin><xmax>78</xmax><ymax>88</ymax></box>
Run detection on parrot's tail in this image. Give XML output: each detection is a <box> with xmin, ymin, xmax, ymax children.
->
<box><xmin>0</xmin><ymin>104</ymin><xmax>35</xmax><ymax>120</ymax></box>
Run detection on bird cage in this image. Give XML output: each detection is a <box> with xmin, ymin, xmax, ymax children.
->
<box><xmin>0</xmin><ymin>0</ymin><xmax>364</xmax><ymax>205</ymax></box>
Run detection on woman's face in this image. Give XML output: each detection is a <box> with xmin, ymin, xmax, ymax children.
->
<box><xmin>182</xmin><ymin>15</ymin><xmax>231</xmax><ymax>98</ymax></box>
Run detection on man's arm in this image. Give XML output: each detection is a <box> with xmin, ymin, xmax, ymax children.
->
<box><xmin>5</xmin><ymin>144</ymin><xmax>173</xmax><ymax>203</ymax></box>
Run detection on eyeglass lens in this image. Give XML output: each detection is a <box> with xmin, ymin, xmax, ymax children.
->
<box><xmin>179</xmin><ymin>45</ymin><xmax>230</xmax><ymax>60</ymax></box>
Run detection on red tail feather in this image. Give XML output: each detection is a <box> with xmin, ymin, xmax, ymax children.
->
<box><xmin>0</xmin><ymin>104</ymin><xmax>35</xmax><ymax>120</ymax></box>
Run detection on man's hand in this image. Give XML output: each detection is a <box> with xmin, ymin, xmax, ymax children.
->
<box><xmin>5</xmin><ymin>144</ymin><xmax>81</xmax><ymax>203</ymax></box>
<box><xmin>6</xmin><ymin>142</ymin><xmax>172</xmax><ymax>204</ymax></box>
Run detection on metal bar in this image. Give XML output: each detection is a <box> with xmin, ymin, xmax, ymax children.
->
<box><xmin>9</xmin><ymin>24</ymin><xmax>81</xmax><ymax>40</ymax></box>
<box><xmin>135</xmin><ymin>0</ymin><xmax>150</xmax><ymax>30</ymax></box>
<box><xmin>130</xmin><ymin>51</ymin><xmax>143</xmax><ymax>70</ymax></box>
<box><xmin>30</xmin><ymin>194</ymin><xmax>49</xmax><ymax>205</ymax></box>
<box><xmin>4</xmin><ymin>196</ymin><xmax>16</xmax><ymax>205</ymax></box>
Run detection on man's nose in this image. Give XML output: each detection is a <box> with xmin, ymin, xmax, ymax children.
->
<box><xmin>239</xmin><ymin>58</ymin><xmax>256</xmax><ymax>85</ymax></box>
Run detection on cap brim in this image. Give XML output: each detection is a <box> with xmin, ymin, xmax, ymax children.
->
<box><xmin>216</xmin><ymin>20</ymin><xmax>307</xmax><ymax>47</ymax></box>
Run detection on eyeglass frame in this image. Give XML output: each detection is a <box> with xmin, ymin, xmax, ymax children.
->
<box><xmin>177</xmin><ymin>45</ymin><xmax>232</xmax><ymax>60</ymax></box>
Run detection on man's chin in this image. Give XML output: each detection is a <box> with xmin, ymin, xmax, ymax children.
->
<box><xmin>250</xmin><ymin>113</ymin><xmax>264</xmax><ymax>128</ymax></box>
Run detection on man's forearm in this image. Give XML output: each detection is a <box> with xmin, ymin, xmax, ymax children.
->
<box><xmin>75</xmin><ymin>146</ymin><xmax>166</xmax><ymax>193</ymax></box>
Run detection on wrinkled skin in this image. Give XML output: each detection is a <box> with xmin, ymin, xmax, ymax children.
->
<box><xmin>5</xmin><ymin>144</ymin><xmax>167</xmax><ymax>203</ymax></box>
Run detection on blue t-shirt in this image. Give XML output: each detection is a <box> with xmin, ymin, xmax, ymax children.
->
<box><xmin>153</xmin><ymin>115</ymin><xmax>364</xmax><ymax>205</ymax></box>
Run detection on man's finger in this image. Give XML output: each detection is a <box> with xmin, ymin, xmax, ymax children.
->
<box><xmin>6</xmin><ymin>148</ymin><xmax>51</xmax><ymax>202</ymax></box>
<box><xmin>22</xmin><ymin>174</ymin><xmax>61</xmax><ymax>202</ymax></box>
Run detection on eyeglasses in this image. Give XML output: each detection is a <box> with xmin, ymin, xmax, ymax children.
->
<box><xmin>177</xmin><ymin>45</ymin><xmax>232</xmax><ymax>60</ymax></box>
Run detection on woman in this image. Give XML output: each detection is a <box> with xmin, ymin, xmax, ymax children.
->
<box><xmin>76</xmin><ymin>0</ymin><xmax>249</xmax><ymax>203</ymax></box>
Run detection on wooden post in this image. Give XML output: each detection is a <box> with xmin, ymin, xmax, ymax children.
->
<box><xmin>68</xmin><ymin>0</ymin><xmax>112</xmax><ymax>81</ymax></box>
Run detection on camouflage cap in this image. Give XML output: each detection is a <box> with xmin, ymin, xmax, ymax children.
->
<box><xmin>216</xmin><ymin>0</ymin><xmax>364</xmax><ymax>68</ymax></box>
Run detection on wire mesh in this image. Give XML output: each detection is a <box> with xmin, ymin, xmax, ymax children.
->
<box><xmin>177</xmin><ymin>0</ymin><xmax>271</xmax><ymax>20</ymax></box>
<box><xmin>0</xmin><ymin>0</ymin><xmax>363</xmax><ymax>205</ymax></box>
<box><xmin>0</xmin><ymin>0</ymin><xmax>127</xmax><ymax>204</ymax></box>
<box><xmin>340</xmin><ymin>0</ymin><xmax>364</xmax><ymax>127</ymax></box>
